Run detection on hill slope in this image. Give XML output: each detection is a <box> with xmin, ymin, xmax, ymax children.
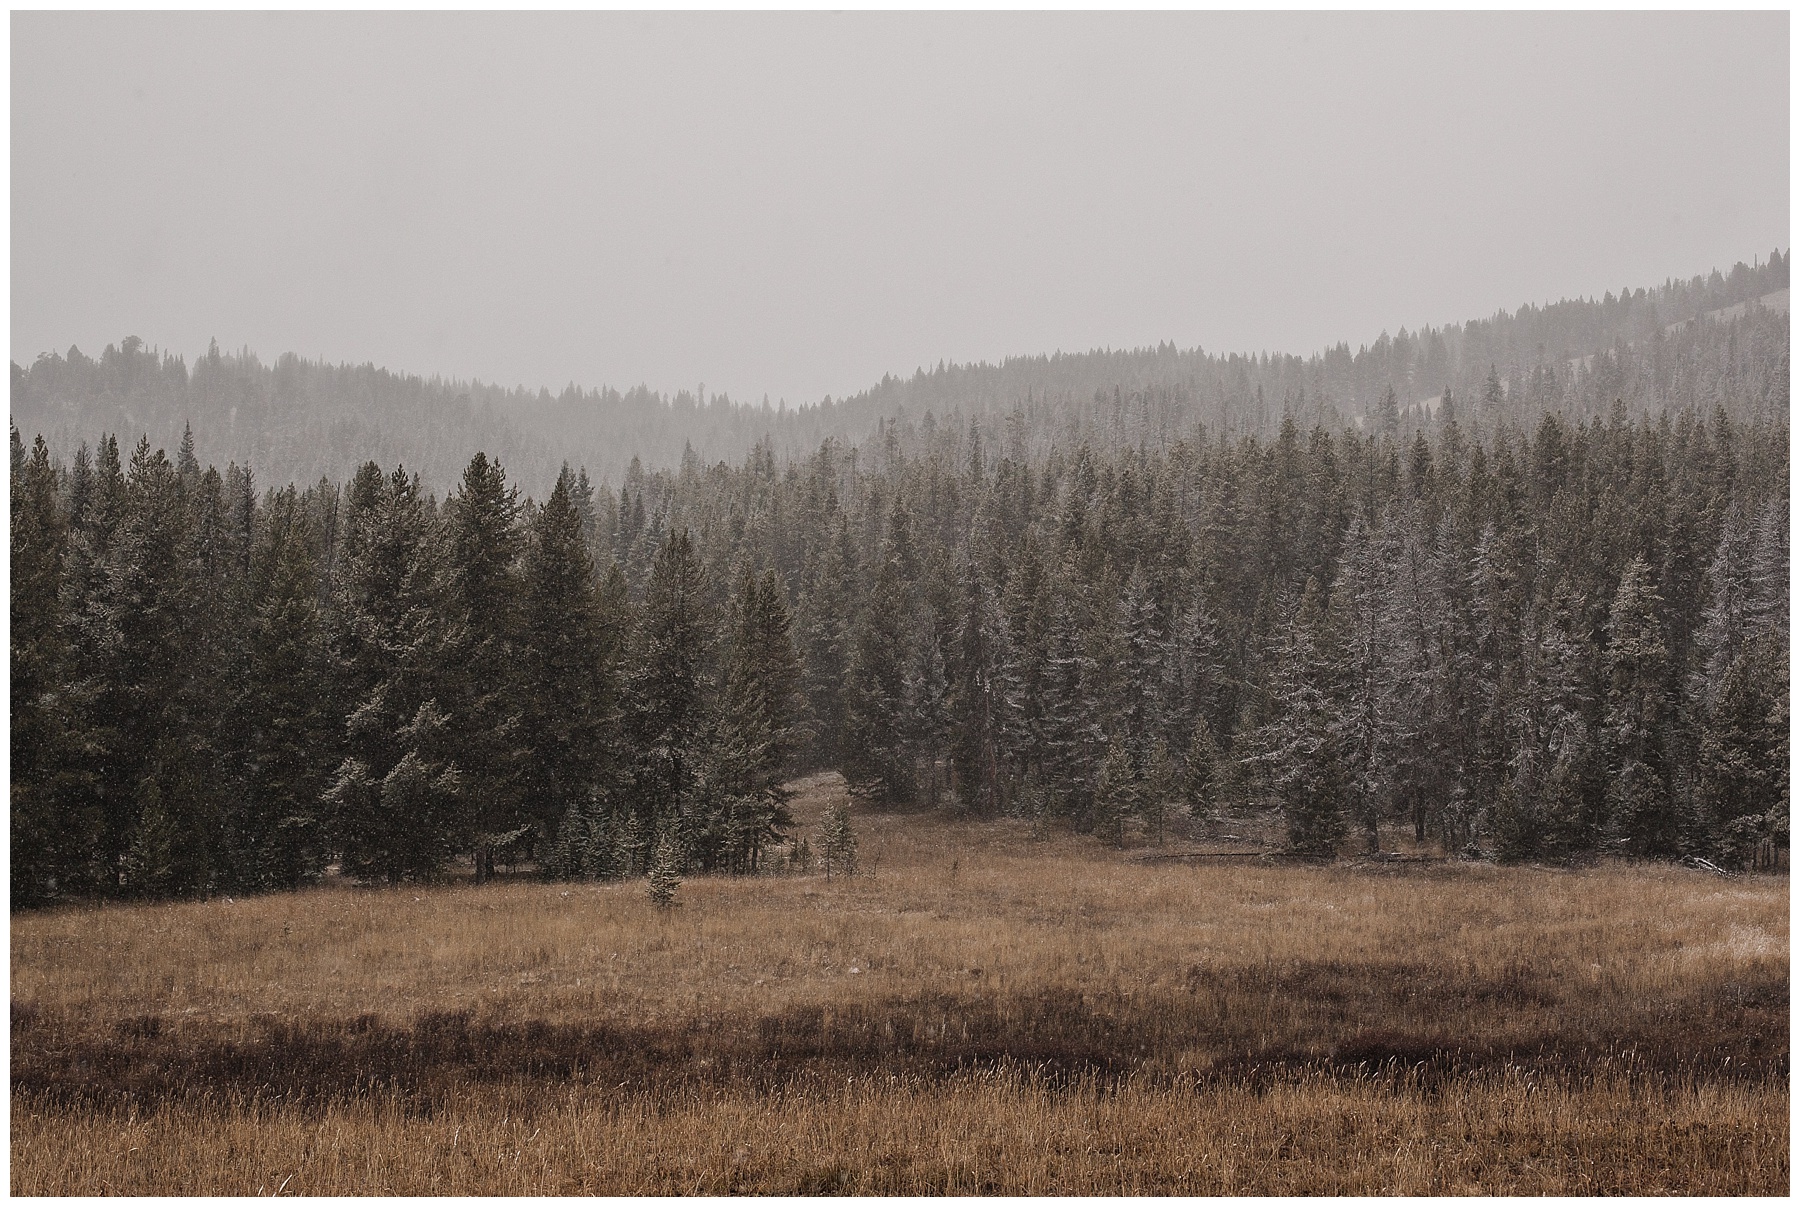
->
<box><xmin>12</xmin><ymin>251</ymin><xmax>1788</xmax><ymax>495</ymax></box>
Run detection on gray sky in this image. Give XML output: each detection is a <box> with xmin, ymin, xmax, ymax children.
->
<box><xmin>12</xmin><ymin>11</ymin><xmax>1789</xmax><ymax>406</ymax></box>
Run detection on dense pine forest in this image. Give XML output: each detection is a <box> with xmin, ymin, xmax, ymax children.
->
<box><xmin>11</xmin><ymin>361</ymin><xmax>1789</xmax><ymax>905</ymax></box>
<box><xmin>11</xmin><ymin>252</ymin><xmax>1788</xmax><ymax>495</ymax></box>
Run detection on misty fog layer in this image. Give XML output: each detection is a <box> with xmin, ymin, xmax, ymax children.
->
<box><xmin>11</xmin><ymin>253</ymin><xmax>1788</xmax><ymax>497</ymax></box>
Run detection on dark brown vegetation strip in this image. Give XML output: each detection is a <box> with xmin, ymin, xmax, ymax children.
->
<box><xmin>14</xmin><ymin>958</ymin><xmax>1785</xmax><ymax>1113</ymax></box>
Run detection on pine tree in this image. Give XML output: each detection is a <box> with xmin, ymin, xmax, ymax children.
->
<box><xmin>913</xmin><ymin>546</ymin><xmax>961</xmax><ymax>808</ymax></box>
<box><xmin>842</xmin><ymin>532</ymin><xmax>916</xmax><ymax>805</ymax></box>
<box><xmin>12</xmin><ymin>431</ymin><xmax>75</xmax><ymax>906</ymax></box>
<box><xmin>1604</xmin><ymin>556</ymin><xmax>1676</xmax><ymax>855</ymax></box>
<box><xmin>1746</xmin><ymin>497</ymin><xmax>1788</xmax><ymax>641</ymax></box>
<box><xmin>324</xmin><ymin>463</ymin><xmax>463</xmax><ymax>883</ymax></box>
<box><xmin>706</xmin><ymin>564</ymin><xmax>803</xmax><ymax>870</ymax></box>
<box><xmin>1182</xmin><ymin>716</ymin><xmax>1225</xmax><ymax>822</ymax></box>
<box><xmin>47</xmin><ymin>438</ymin><xmax>120</xmax><ymax>897</ymax></box>
<box><xmin>1480</xmin><ymin>365</ymin><xmax>1506</xmax><ymax>431</ymax></box>
<box><xmin>1038</xmin><ymin>590</ymin><xmax>1104</xmax><ymax>828</ymax></box>
<box><xmin>1252</xmin><ymin>580</ymin><xmax>1348</xmax><ymax>857</ymax></box>
<box><xmin>1115</xmin><ymin>565</ymin><xmax>1166</xmax><ymax>766</ymax></box>
<box><xmin>222</xmin><ymin>487</ymin><xmax>332</xmax><ymax>891</ymax></box>
<box><xmin>518</xmin><ymin>469</ymin><xmax>616</xmax><ymax>859</ymax></box>
<box><xmin>795</xmin><ymin>515</ymin><xmax>857</xmax><ymax>767</ymax></box>
<box><xmin>947</xmin><ymin>562</ymin><xmax>1001</xmax><ymax>815</ymax></box>
<box><xmin>1140</xmin><ymin>737</ymin><xmax>1179</xmax><ymax>846</ymax></box>
<box><xmin>1495</xmin><ymin>586</ymin><xmax>1600</xmax><ymax>862</ymax></box>
<box><xmin>441</xmin><ymin>452</ymin><xmax>527</xmax><ymax>881</ymax></box>
<box><xmin>646</xmin><ymin>826</ymin><xmax>682</xmax><ymax>906</ymax></box>
<box><xmin>719</xmin><ymin>565</ymin><xmax>805</xmax><ymax>796</ymax></box>
<box><xmin>75</xmin><ymin>435</ymin><xmax>220</xmax><ymax>894</ymax></box>
<box><xmin>1375</xmin><ymin>384</ymin><xmax>1400</xmax><ymax>439</ymax></box>
<box><xmin>1330</xmin><ymin>517</ymin><xmax>1397</xmax><ymax>853</ymax></box>
<box><xmin>627</xmin><ymin>529</ymin><xmax>714</xmax><ymax>839</ymax></box>
<box><xmin>1091</xmin><ymin>739</ymin><xmax>1138</xmax><ymax>848</ymax></box>
<box><xmin>1693</xmin><ymin>646</ymin><xmax>1784</xmax><ymax>866</ymax></box>
<box><xmin>819</xmin><ymin>797</ymin><xmax>858</xmax><ymax>878</ymax></box>
<box><xmin>1692</xmin><ymin>506</ymin><xmax>1758</xmax><ymax>703</ymax></box>
<box><xmin>1169</xmin><ymin>598</ymin><xmax>1230</xmax><ymax>757</ymax></box>
<box><xmin>1383</xmin><ymin>505</ymin><xmax>1457</xmax><ymax>846</ymax></box>
<box><xmin>994</xmin><ymin>532</ymin><xmax>1052</xmax><ymax>812</ymax></box>
<box><xmin>121</xmin><ymin>780</ymin><xmax>178</xmax><ymax>898</ymax></box>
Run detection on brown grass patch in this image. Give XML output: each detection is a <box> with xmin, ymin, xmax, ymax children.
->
<box><xmin>11</xmin><ymin>773</ymin><xmax>1789</xmax><ymax>1194</ymax></box>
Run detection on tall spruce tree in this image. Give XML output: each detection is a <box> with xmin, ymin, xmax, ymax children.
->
<box><xmin>795</xmin><ymin>515</ymin><xmax>857</xmax><ymax>768</ymax></box>
<box><xmin>12</xmin><ymin>431</ymin><xmax>73</xmax><ymax>906</ymax></box>
<box><xmin>323</xmin><ymin>463</ymin><xmax>463</xmax><ymax>883</ymax></box>
<box><xmin>519</xmin><ymin>468</ymin><xmax>617</xmax><ymax>860</ymax></box>
<box><xmin>441</xmin><ymin>452</ymin><xmax>527</xmax><ymax>880</ymax></box>
<box><xmin>1253</xmin><ymin>580</ymin><xmax>1349</xmax><ymax>857</ymax></box>
<box><xmin>221</xmin><ymin>487</ymin><xmax>332</xmax><ymax>890</ymax></box>
<box><xmin>1604</xmin><ymin>556</ymin><xmax>1677</xmax><ymax>855</ymax></box>
<box><xmin>626</xmin><ymin>528</ymin><xmax>713</xmax><ymax>860</ymax></box>
<box><xmin>1329</xmin><ymin>517</ymin><xmax>1398</xmax><ymax>852</ymax></box>
<box><xmin>843</xmin><ymin>538</ymin><xmax>917</xmax><ymax>805</ymax></box>
<box><xmin>947</xmin><ymin>562</ymin><xmax>1002</xmax><ymax>815</ymax></box>
<box><xmin>699</xmin><ymin>564</ymin><xmax>804</xmax><ymax>871</ymax></box>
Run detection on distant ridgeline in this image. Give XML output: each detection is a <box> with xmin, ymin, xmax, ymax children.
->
<box><xmin>10</xmin><ymin>251</ymin><xmax>1790</xmax><ymax>497</ymax></box>
<box><xmin>10</xmin><ymin>362</ymin><xmax>1788</xmax><ymax>904</ymax></box>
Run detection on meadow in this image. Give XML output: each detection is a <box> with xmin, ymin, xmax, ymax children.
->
<box><xmin>11</xmin><ymin>774</ymin><xmax>1789</xmax><ymax>1194</ymax></box>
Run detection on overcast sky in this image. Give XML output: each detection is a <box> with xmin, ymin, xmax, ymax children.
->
<box><xmin>12</xmin><ymin>11</ymin><xmax>1790</xmax><ymax>406</ymax></box>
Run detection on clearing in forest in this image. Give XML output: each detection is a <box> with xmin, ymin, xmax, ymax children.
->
<box><xmin>11</xmin><ymin>773</ymin><xmax>1789</xmax><ymax>1195</ymax></box>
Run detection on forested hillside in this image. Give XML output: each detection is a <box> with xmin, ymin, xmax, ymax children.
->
<box><xmin>11</xmin><ymin>382</ymin><xmax>1787</xmax><ymax>905</ymax></box>
<box><xmin>11</xmin><ymin>252</ymin><xmax>1788</xmax><ymax>496</ymax></box>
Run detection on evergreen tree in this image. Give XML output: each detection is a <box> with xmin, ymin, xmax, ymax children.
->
<box><xmin>1037</xmin><ymin>590</ymin><xmax>1104</xmax><ymax>828</ymax></box>
<box><xmin>1374</xmin><ymin>384</ymin><xmax>1400</xmax><ymax>438</ymax></box>
<box><xmin>1495</xmin><ymin>586</ymin><xmax>1600</xmax><ymax>861</ymax></box>
<box><xmin>913</xmin><ymin>545</ymin><xmax>961</xmax><ymax>807</ymax></box>
<box><xmin>440</xmin><ymin>452</ymin><xmax>527</xmax><ymax>881</ymax></box>
<box><xmin>1140</xmin><ymin>736</ymin><xmax>1180</xmax><ymax>846</ymax></box>
<box><xmin>947</xmin><ymin>563</ymin><xmax>1002</xmax><ymax>815</ymax></box>
<box><xmin>324</xmin><ymin>463</ymin><xmax>463</xmax><ymax>883</ymax></box>
<box><xmin>1330</xmin><ymin>518</ymin><xmax>1395</xmax><ymax>852</ymax></box>
<box><xmin>1252</xmin><ymin>581</ymin><xmax>1348</xmax><ymax>857</ymax></box>
<box><xmin>82</xmin><ymin>436</ymin><xmax>221</xmax><ymax>895</ymax></box>
<box><xmin>719</xmin><ymin>564</ymin><xmax>806</xmax><ymax>796</ymax></box>
<box><xmin>819</xmin><ymin>797</ymin><xmax>858</xmax><ymax>877</ymax></box>
<box><xmin>1182</xmin><ymin>716</ymin><xmax>1225</xmax><ymax>822</ymax></box>
<box><xmin>795</xmin><ymin>515</ymin><xmax>857</xmax><ymax>767</ymax></box>
<box><xmin>704</xmin><ymin>564</ymin><xmax>804</xmax><ymax>870</ymax></box>
<box><xmin>646</xmin><ymin>826</ymin><xmax>682</xmax><ymax>906</ymax></box>
<box><xmin>221</xmin><ymin>487</ymin><xmax>332</xmax><ymax>890</ymax></box>
<box><xmin>1604</xmin><ymin>556</ymin><xmax>1677</xmax><ymax>855</ymax></box>
<box><xmin>842</xmin><ymin>527</ymin><xmax>917</xmax><ymax>805</ymax></box>
<box><xmin>1114</xmin><ymin>565</ymin><xmax>1167</xmax><ymax>766</ymax></box>
<box><xmin>1091</xmin><ymin>739</ymin><xmax>1138</xmax><ymax>848</ymax></box>
<box><xmin>11</xmin><ymin>431</ymin><xmax>75</xmax><ymax>905</ymax></box>
<box><xmin>1693</xmin><ymin>646</ymin><xmax>1784</xmax><ymax>866</ymax></box>
<box><xmin>626</xmin><ymin>529</ymin><xmax>713</xmax><ymax>856</ymax></box>
<box><xmin>518</xmin><ymin>469</ymin><xmax>616</xmax><ymax>858</ymax></box>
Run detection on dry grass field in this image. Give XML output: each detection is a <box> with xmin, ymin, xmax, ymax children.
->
<box><xmin>11</xmin><ymin>773</ymin><xmax>1789</xmax><ymax>1194</ymax></box>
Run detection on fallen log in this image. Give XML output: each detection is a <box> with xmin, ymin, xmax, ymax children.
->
<box><xmin>1680</xmin><ymin>854</ymin><xmax>1735</xmax><ymax>877</ymax></box>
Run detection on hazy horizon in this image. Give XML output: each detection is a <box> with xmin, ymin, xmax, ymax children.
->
<box><xmin>14</xmin><ymin>11</ymin><xmax>1789</xmax><ymax>406</ymax></box>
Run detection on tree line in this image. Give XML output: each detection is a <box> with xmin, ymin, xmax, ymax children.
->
<box><xmin>12</xmin><ymin>252</ymin><xmax>1786</xmax><ymax>499</ymax></box>
<box><xmin>10</xmin><ymin>395</ymin><xmax>1788</xmax><ymax>907</ymax></box>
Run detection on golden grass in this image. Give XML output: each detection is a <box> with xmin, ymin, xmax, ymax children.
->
<box><xmin>11</xmin><ymin>773</ymin><xmax>1790</xmax><ymax>1194</ymax></box>
<box><xmin>14</xmin><ymin>1071</ymin><xmax>1785</xmax><ymax>1195</ymax></box>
